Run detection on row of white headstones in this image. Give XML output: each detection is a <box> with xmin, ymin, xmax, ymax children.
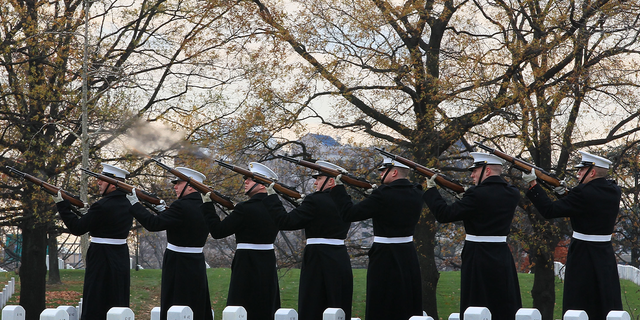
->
<box><xmin>0</xmin><ymin>278</ymin><xmax>16</xmax><ymax>310</ymax></box>
<box><xmin>0</xmin><ymin>304</ymin><xmax>632</xmax><ymax>320</ymax></box>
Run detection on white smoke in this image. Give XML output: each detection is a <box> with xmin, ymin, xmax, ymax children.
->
<box><xmin>121</xmin><ymin>120</ymin><xmax>186</xmax><ymax>156</ymax></box>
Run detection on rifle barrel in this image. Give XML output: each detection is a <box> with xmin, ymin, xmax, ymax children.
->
<box><xmin>151</xmin><ymin>159</ymin><xmax>234</xmax><ymax>209</ymax></box>
<box><xmin>81</xmin><ymin>168</ymin><xmax>162</xmax><ymax>205</ymax></box>
<box><xmin>474</xmin><ymin>142</ymin><xmax>561</xmax><ymax>187</ymax></box>
<box><xmin>6</xmin><ymin>166</ymin><xmax>86</xmax><ymax>208</ymax></box>
<box><xmin>278</xmin><ymin>155</ymin><xmax>373</xmax><ymax>189</ymax></box>
<box><xmin>216</xmin><ymin>160</ymin><xmax>302</xmax><ymax>199</ymax></box>
<box><xmin>373</xmin><ymin>149</ymin><xmax>466</xmax><ymax>193</ymax></box>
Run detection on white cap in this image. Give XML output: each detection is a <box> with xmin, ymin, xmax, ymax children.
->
<box><xmin>312</xmin><ymin>160</ymin><xmax>348</xmax><ymax>178</ymax></box>
<box><xmin>468</xmin><ymin>152</ymin><xmax>504</xmax><ymax>170</ymax></box>
<box><xmin>575</xmin><ymin>151</ymin><xmax>612</xmax><ymax>169</ymax></box>
<box><xmin>378</xmin><ymin>157</ymin><xmax>410</xmax><ymax>170</ymax></box>
<box><xmin>172</xmin><ymin>167</ymin><xmax>206</xmax><ymax>184</ymax></box>
<box><xmin>249</xmin><ymin>162</ymin><xmax>278</xmax><ymax>180</ymax></box>
<box><xmin>101</xmin><ymin>163</ymin><xmax>129</xmax><ymax>179</ymax></box>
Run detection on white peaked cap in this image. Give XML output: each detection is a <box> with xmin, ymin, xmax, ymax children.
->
<box><xmin>468</xmin><ymin>152</ymin><xmax>504</xmax><ymax>170</ymax></box>
<box><xmin>249</xmin><ymin>162</ymin><xmax>278</xmax><ymax>180</ymax></box>
<box><xmin>101</xmin><ymin>163</ymin><xmax>129</xmax><ymax>179</ymax></box>
<box><xmin>312</xmin><ymin>160</ymin><xmax>348</xmax><ymax>178</ymax></box>
<box><xmin>378</xmin><ymin>157</ymin><xmax>411</xmax><ymax>170</ymax></box>
<box><xmin>575</xmin><ymin>151</ymin><xmax>612</xmax><ymax>169</ymax></box>
<box><xmin>173</xmin><ymin>167</ymin><xmax>206</xmax><ymax>183</ymax></box>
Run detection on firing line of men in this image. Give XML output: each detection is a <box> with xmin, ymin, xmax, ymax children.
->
<box><xmin>9</xmin><ymin>145</ymin><xmax>622</xmax><ymax>320</ymax></box>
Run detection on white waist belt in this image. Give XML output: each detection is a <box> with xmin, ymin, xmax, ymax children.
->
<box><xmin>306</xmin><ymin>238</ymin><xmax>345</xmax><ymax>245</ymax></box>
<box><xmin>373</xmin><ymin>236</ymin><xmax>413</xmax><ymax>244</ymax></box>
<box><xmin>465</xmin><ymin>235</ymin><xmax>507</xmax><ymax>243</ymax></box>
<box><xmin>572</xmin><ymin>231</ymin><xmax>611</xmax><ymax>242</ymax></box>
<box><xmin>91</xmin><ymin>237</ymin><xmax>127</xmax><ymax>245</ymax></box>
<box><xmin>236</xmin><ymin>243</ymin><xmax>274</xmax><ymax>250</ymax></box>
<box><xmin>167</xmin><ymin>243</ymin><xmax>203</xmax><ymax>254</ymax></box>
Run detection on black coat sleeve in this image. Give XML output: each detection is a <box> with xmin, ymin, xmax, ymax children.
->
<box><xmin>129</xmin><ymin>202</ymin><xmax>182</xmax><ymax>232</ymax></box>
<box><xmin>526</xmin><ymin>184</ymin><xmax>586</xmax><ymax>219</ymax></box>
<box><xmin>422</xmin><ymin>187</ymin><xmax>478</xmax><ymax>223</ymax></box>
<box><xmin>200</xmin><ymin>201</ymin><xmax>244</xmax><ymax>239</ymax></box>
<box><xmin>263</xmin><ymin>194</ymin><xmax>315</xmax><ymax>230</ymax></box>
<box><xmin>57</xmin><ymin>200</ymin><xmax>105</xmax><ymax>236</ymax></box>
<box><xmin>330</xmin><ymin>185</ymin><xmax>377</xmax><ymax>222</ymax></box>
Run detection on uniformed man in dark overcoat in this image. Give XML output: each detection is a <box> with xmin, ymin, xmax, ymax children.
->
<box><xmin>330</xmin><ymin>156</ymin><xmax>423</xmax><ymax>320</ymax></box>
<box><xmin>126</xmin><ymin>167</ymin><xmax>213</xmax><ymax>320</ymax></box>
<box><xmin>52</xmin><ymin>163</ymin><xmax>133</xmax><ymax>320</ymax></box>
<box><xmin>200</xmin><ymin>162</ymin><xmax>280</xmax><ymax>320</ymax></box>
<box><xmin>422</xmin><ymin>152</ymin><xmax>522</xmax><ymax>320</ymax></box>
<box><xmin>262</xmin><ymin>160</ymin><xmax>352</xmax><ymax>320</ymax></box>
<box><xmin>523</xmin><ymin>151</ymin><xmax>622</xmax><ymax>320</ymax></box>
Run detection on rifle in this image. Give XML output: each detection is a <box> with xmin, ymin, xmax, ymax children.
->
<box><xmin>278</xmin><ymin>155</ymin><xmax>373</xmax><ymax>189</ymax></box>
<box><xmin>150</xmin><ymin>159</ymin><xmax>235</xmax><ymax>210</ymax></box>
<box><xmin>5</xmin><ymin>166</ymin><xmax>86</xmax><ymax>208</ymax></box>
<box><xmin>215</xmin><ymin>160</ymin><xmax>302</xmax><ymax>199</ymax></box>
<box><xmin>474</xmin><ymin>142</ymin><xmax>562</xmax><ymax>188</ymax></box>
<box><xmin>80</xmin><ymin>168</ymin><xmax>163</xmax><ymax>205</ymax></box>
<box><xmin>374</xmin><ymin>148</ymin><xmax>466</xmax><ymax>193</ymax></box>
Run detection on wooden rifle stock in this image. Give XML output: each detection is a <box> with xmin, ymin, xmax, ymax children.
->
<box><xmin>216</xmin><ymin>160</ymin><xmax>302</xmax><ymax>199</ymax></box>
<box><xmin>474</xmin><ymin>142</ymin><xmax>562</xmax><ymax>188</ymax></box>
<box><xmin>150</xmin><ymin>159</ymin><xmax>234</xmax><ymax>210</ymax></box>
<box><xmin>374</xmin><ymin>148</ymin><xmax>466</xmax><ymax>193</ymax></box>
<box><xmin>80</xmin><ymin>168</ymin><xmax>162</xmax><ymax>205</ymax></box>
<box><xmin>278</xmin><ymin>155</ymin><xmax>373</xmax><ymax>189</ymax></box>
<box><xmin>6</xmin><ymin>166</ymin><xmax>86</xmax><ymax>208</ymax></box>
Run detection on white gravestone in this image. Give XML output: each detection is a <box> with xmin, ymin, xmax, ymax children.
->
<box><xmin>78</xmin><ymin>299</ymin><xmax>83</xmax><ymax>319</ymax></box>
<box><xmin>410</xmin><ymin>317</ymin><xmax>434</xmax><ymax>320</ymax></box>
<box><xmin>150</xmin><ymin>307</ymin><xmax>161</xmax><ymax>320</ymax></box>
<box><xmin>107</xmin><ymin>307</ymin><xmax>135</xmax><ymax>320</ymax></box>
<box><xmin>3</xmin><ymin>305</ymin><xmax>26</xmax><ymax>320</ymax></box>
<box><xmin>449</xmin><ymin>313</ymin><xmax>461</xmax><ymax>320</ymax></box>
<box><xmin>564</xmin><ymin>310</ymin><xmax>588</xmax><ymax>320</ymax></box>
<box><xmin>222</xmin><ymin>306</ymin><xmax>246</xmax><ymax>320</ymax></box>
<box><xmin>323</xmin><ymin>308</ymin><xmax>345</xmax><ymax>320</ymax></box>
<box><xmin>56</xmin><ymin>306</ymin><xmax>78</xmax><ymax>320</ymax></box>
<box><xmin>40</xmin><ymin>308</ymin><xmax>69</xmax><ymax>320</ymax></box>
<box><xmin>516</xmin><ymin>308</ymin><xmax>542</xmax><ymax>320</ymax></box>
<box><xmin>464</xmin><ymin>307</ymin><xmax>491</xmax><ymax>320</ymax></box>
<box><xmin>275</xmin><ymin>308</ymin><xmax>298</xmax><ymax>320</ymax></box>
<box><xmin>607</xmin><ymin>311</ymin><xmax>630</xmax><ymax>320</ymax></box>
<box><xmin>168</xmin><ymin>306</ymin><xmax>193</xmax><ymax>320</ymax></box>
<box><xmin>350</xmin><ymin>318</ymin><xmax>362</xmax><ymax>320</ymax></box>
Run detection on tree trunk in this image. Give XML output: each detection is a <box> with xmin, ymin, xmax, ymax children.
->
<box><xmin>47</xmin><ymin>228</ymin><xmax>61</xmax><ymax>284</ymax></box>
<box><xmin>415</xmin><ymin>209</ymin><xmax>440</xmax><ymax>320</ymax></box>
<box><xmin>19</xmin><ymin>222</ymin><xmax>48</xmax><ymax>320</ymax></box>
<box><xmin>530</xmin><ymin>243</ymin><xmax>556</xmax><ymax>320</ymax></box>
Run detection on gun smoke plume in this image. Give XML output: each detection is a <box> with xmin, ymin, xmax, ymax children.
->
<box><xmin>122</xmin><ymin>120</ymin><xmax>186</xmax><ymax>156</ymax></box>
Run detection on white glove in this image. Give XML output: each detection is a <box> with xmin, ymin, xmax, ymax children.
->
<box><xmin>554</xmin><ymin>180</ymin><xmax>567</xmax><ymax>196</ymax></box>
<box><xmin>152</xmin><ymin>199</ymin><xmax>166</xmax><ymax>212</ymax></box>
<box><xmin>335</xmin><ymin>174</ymin><xmax>344</xmax><ymax>186</ymax></box>
<box><xmin>126</xmin><ymin>188</ymin><xmax>139</xmax><ymax>205</ymax></box>
<box><xmin>52</xmin><ymin>190</ymin><xmax>64</xmax><ymax>203</ymax></box>
<box><xmin>296</xmin><ymin>194</ymin><xmax>306</xmax><ymax>205</ymax></box>
<box><xmin>266</xmin><ymin>182</ymin><xmax>276</xmax><ymax>195</ymax></box>
<box><xmin>456</xmin><ymin>186</ymin><xmax>470</xmax><ymax>200</ymax></box>
<box><xmin>426</xmin><ymin>174</ymin><xmax>438</xmax><ymax>189</ymax></box>
<box><xmin>78</xmin><ymin>205</ymin><xmax>89</xmax><ymax>215</ymax></box>
<box><xmin>201</xmin><ymin>192</ymin><xmax>212</xmax><ymax>203</ymax></box>
<box><xmin>365</xmin><ymin>184</ymin><xmax>377</xmax><ymax>195</ymax></box>
<box><xmin>522</xmin><ymin>168</ymin><xmax>537</xmax><ymax>184</ymax></box>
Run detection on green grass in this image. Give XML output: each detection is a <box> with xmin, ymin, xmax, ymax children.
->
<box><xmin>3</xmin><ymin>270</ymin><xmax>638</xmax><ymax>320</ymax></box>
